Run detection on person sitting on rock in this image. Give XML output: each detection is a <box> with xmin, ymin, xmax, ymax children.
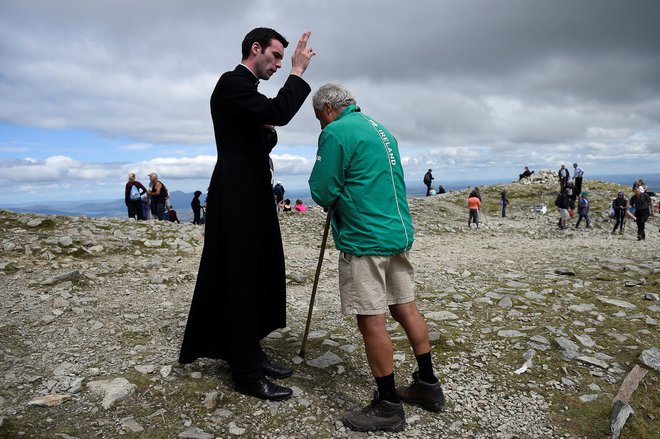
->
<box><xmin>294</xmin><ymin>199</ymin><xmax>307</xmax><ymax>212</ymax></box>
<box><xmin>168</xmin><ymin>206</ymin><xmax>180</xmax><ymax>223</ymax></box>
<box><xmin>518</xmin><ymin>166</ymin><xmax>534</xmax><ymax>182</ymax></box>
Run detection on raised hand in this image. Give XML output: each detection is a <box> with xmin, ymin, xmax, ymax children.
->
<box><xmin>291</xmin><ymin>31</ymin><xmax>316</xmax><ymax>77</ymax></box>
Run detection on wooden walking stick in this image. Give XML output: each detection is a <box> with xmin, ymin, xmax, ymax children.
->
<box><xmin>299</xmin><ymin>208</ymin><xmax>332</xmax><ymax>358</ymax></box>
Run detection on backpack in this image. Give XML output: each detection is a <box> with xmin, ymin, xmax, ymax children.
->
<box><xmin>130</xmin><ymin>184</ymin><xmax>141</xmax><ymax>201</ymax></box>
<box><xmin>158</xmin><ymin>181</ymin><xmax>168</xmax><ymax>199</ymax></box>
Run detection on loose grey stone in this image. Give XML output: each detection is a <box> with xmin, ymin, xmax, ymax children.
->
<box><xmin>228</xmin><ymin>422</ymin><xmax>246</xmax><ymax>435</ymax></box>
<box><xmin>577</xmin><ymin>356</ymin><xmax>609</xmax><ymax>369</ymax></box>
<box><xmin>610</xmin><ymin>400</ymin><xmax>634</xmax><ymax>439</ymax></box>
<box><xmin>573</xmin><ymin>333</ymin><xmax>596</xmax><ymax>348</ymax></box>
<box><xmin>135</xmin><ymin>364</ymin><xmax>156</xmax><ymax>374</ymax></box>
<box><xmin>120</xmin><ymin>416</ymin><xmax>144</xmax><ymax>433</ymax></box>
<box><xmin>644</xmin><ymin>293</ymin><xmax>659</xmax><ymax>301</ymax></box>
<box><xmin>554</xmin><ymin>268</ymin><xmax>576</xmax><ymax>276</ymax></box>
<box><xmin>529</xmin><ymin>335</ymin><xmax>549</xmax><ymax>345</ymax></box>
<box><xmin>87</xmin><ymin>377</ymin><xmax>136</xmax><ymax>409</ymax></box>
<box><xmin>27</xmin><ymin>394</ymin><xmax>71</xmax><ymax>407</ymax></box>
<box><xmin>498</xmin><ymin>297</ymin><xmax>513</xmax><ymax>308</ymax></box>
<box><xmin>568</xmin><ymin>303</ymin><xmax>596</xmax><ymax>313</ymax></box>
<box><xmin>638</xmin><ymin>347</ymin><xmax>660</xmax><ymax>371</ymax></box>
<box><xmin>307</xmin><ymin>351</ymin><xmax>343</xmax><ymax>368</ymax></box>
<box><xmin>203</xmin><ymin>391</ymin><xmax>218</xmax><ymax>410</ymax></box>
<box><xmin>59</xmin><ymin>236</ymin><xmax>74</xmax><ymax>246</ymax></box>
<box><xmin>42</xmin><ymin>270</ymin><xmax>81</xmax><ymax>286</ymax></box>
<box><xmin>178</xmin><ymin>427</ymin><xmax>214</xmax><ymax>439</ymax></box>
<box><xmin>524</xmin><ymin>291</ymin><xmax>545</xmax><ymax>301</ymax></box>
<box><xmin>497</xmin><ymin>330</ymin><xmax>525</xmax><ymax>338</ymax></box>
<box><xmin>597</xmin><ymin>297</ymin><xmax>636</xmax><ymax>309</ymax></box>
<box><xmin>53</xmin><ymin>361</ymin><xmax>76</xmax><ymax>376</ymax></box>
<box><xmin>579</xmin><ymin>394</ymin><xmax>598</xmax><ymax>402</ymax></box>
<box><xmin>625</xmin><ymin>279</ymin><xmax>646</xmax><ymax>287</ymax></box>
<box><xmin>143</xmin><ymin>239</ymin><xmax>163</xmax><ymax>247</ymax></box>
<box><xmin>555</xmin><ymin>337</ymin><xmax>580</xmax><ymax>359</ymax></box>
<box><xmin>425</xmin><ymin>311</ymin><xmax>459</xmax><ymax>321</ymax></box>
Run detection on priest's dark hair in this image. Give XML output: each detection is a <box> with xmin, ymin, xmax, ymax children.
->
<box><xmin>241</xmin><ymin>27</ymin><xmax>289</xmax><ymax>60</ymax></box>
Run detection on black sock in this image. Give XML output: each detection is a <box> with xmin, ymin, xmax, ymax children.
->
<box><xmin>374</xmin><ymin>373</ymin><xmax>400</xmax><ymax>403</ymax></box>
<box><xmin>415</xmin><ymin>352</ymin><xmax>438</xmax><ymax>383</ymax></box>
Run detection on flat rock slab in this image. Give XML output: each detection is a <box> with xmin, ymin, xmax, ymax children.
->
<box><xmin>27</xmin><ymin>394</ymin><xmax>71</xmax><ymax>407</ymax></box>
<box><xmin>178</xmin><ymin>427</ymin><xmax>214</xmax><ymax>439</ymax></box>
<box><xmin>597</xmin><ymin>297</ymin><xmax>636</xmax><ymax>309</ymax></box>
<box><xmin>306</xmin><ymin>351</ymin><xmax>343</xmax><ymax>368</ymax></box>
<box><xmin>610</xmin><ymin>400</ymin><xmax>634</xmax><ymax>439</ymax></box>
<box><xmin>87</xmin><ymin>377</ymin><xmax>136</xmax><ymax>409</ymax></box>
<box><xmin>577</xmin><ymin>356</ymin><xmax>609</xmax><ymax>369</ymax></box>
<box><xmin>554</xmin><ymin>268</ymin><xmax>576</xmax><ymax>276</ymax></box>
<box><xmin>497</xmin><ymin>330</ymin><xmax>525</xmax><ymax>338</ymax></box>
<box><xmin>613</xmin><ymin>364</ymin><xmax>648</xmax><ymax>404</ymax></box>
<box><xmin>425</xmin><ymin>311</ymin><xmax>459</xmax><ymax>321</ymax></box>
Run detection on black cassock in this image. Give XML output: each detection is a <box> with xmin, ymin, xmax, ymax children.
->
<box><xmin>179</xmin><ymin>65</ymin><xmax>311</xmax><ymax>379</ymax></box>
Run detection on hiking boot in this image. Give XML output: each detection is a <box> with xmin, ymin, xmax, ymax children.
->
<box><xmin>341</xmin><ymin>392</ymin><xmax>405</xmax><ymax>433</ymax></box>
<box><xmin>396</xmin><ymin>371</ymin><xmax>445</xmax><ymax>412</ymax></box>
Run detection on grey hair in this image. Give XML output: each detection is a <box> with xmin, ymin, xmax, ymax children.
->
<box><xmin>312</xmin><ymin>83</ymin><xmax>357</xmax><ymax>111</ymax></box>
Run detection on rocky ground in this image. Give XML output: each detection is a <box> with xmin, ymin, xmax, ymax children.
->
<box><xmin>1</xmin><ymin>175</ymin><xmax>658</xmax><ymax>439</ymax></box>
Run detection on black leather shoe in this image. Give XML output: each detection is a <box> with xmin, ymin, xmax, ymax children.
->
<box><xmin>262</xmin><ymin>360</ymin><xmax>294</xmax><ymax>379</ymax></box>
<box><xmin>235</xmin><ymin>378</ymin><xmax>293</xmax><ymax>401</ymax></box>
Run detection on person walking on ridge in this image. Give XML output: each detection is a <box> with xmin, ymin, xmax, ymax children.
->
<box><xmin>575</xmin><ymin>191</ymin><xmax>591</xmax><ymax>229</ymax></box>
<box><xmin>611</xmin><ymin>191</ymin><xmax>627</xmax><ymax>235</ymax></box>
<box><xmin>629</xmin><ymin>186</ymin><xmax>652</xmax><ymax>240</ymax></box>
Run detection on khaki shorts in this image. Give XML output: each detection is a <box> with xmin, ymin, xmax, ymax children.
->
<box><xmin>338</xmin><ymin>251</ymin><xmax>415</xmax><ymax>315</ymax></box>
<box><xmin>560</xmin><ymin>208</ymin><xmax>569</xmax><ymax>221</ymax></box>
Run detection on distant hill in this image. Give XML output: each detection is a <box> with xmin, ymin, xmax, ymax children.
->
<box><xmin>1</xmin><ymin>173</ymin><xmax>657</xmax><ymax>220</ymax></box>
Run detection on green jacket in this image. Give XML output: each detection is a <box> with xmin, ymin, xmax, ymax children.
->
<box><xmin>308</xmin><ymin>105</ymin><xmax>414</xmax><ymax>256</ymax></box>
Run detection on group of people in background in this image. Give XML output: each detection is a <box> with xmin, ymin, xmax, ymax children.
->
<box><xmin>124</xmin><ymin>172</ymin><xmax>169</xmax><ymax>221</ymax></box>
<box><xmin>552</xmin><ymin>164</ymin><xmax>656</xmax><ymax>241</ymax></box>
<box><xmin>273</xmin><ymin>180</ymin><xmax>308</xmax><ymax>212</ymax></box>
<box><xmin>555</xmin><ymin>163</ymin><xmax>589</xmax><ymax>230</ymax></box>
<box><xmin>124</xmin><ymin>172</ymin><xmax>206</xmax><ymax>224</ymax></box>
<box><xmin>423</xmin><ymin>169</ymin><xmax>446</xmax><ymax>196</ymax></box>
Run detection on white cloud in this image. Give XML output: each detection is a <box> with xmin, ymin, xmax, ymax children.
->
<box><xmin>0</xmin><ymin>0</ymin><xmax>659</xmax><ymax>204</ymax></box>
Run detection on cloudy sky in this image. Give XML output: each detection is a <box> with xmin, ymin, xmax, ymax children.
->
<box><xmin>1</xmin><ymin>0</ymin><xmax>659</xmax><ymax>205</ymax></box>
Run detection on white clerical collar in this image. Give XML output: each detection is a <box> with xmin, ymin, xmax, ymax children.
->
<box><xmin>239</xmin><ymin>63</ymin><xmax>259</xmax><ymax>86</ymax></box>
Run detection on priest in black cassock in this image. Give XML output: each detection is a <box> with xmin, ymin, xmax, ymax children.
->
<box><xmin>179</xmin><ymin>28</ymin><xmax>316</xmax><ymax>401</ymax></box>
